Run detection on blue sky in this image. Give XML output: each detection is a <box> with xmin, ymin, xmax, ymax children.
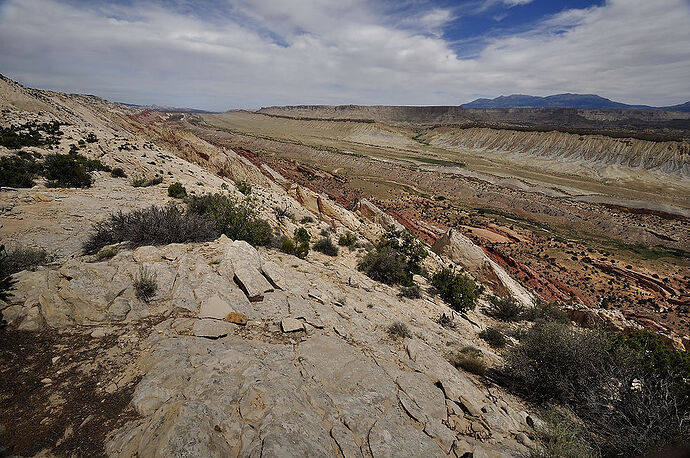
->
<box><xmin>0</xmin><ymin>0</ymin><xmax>688</xmax><ymax>110</ymax></box>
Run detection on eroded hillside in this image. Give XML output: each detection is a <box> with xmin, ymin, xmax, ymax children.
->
<box><xmin>1</xmin><ymin>77</ymin><xmax>689</xmax><ymax>457</ymax></box>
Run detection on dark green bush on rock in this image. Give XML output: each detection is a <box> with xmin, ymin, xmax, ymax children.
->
<box><xmin>503</xmin><ymin>320</ymin><xmax>690</xmax><ymax>457</ymax></box>
<box><xmin>479</xmin><ymin>327</ymin><xmax>507</xmax><ymax>348</ymax></box>
<box><xmin>431</xmin><ymin>268</ymin><xmax>479</xmax><ymax>312</ymax></box>
<box><xmin>167</xmin><ymin>182</ymin><xmax>187</xmax><ymax>198</ymax></box>
<box><xmin>43</xmin><ymin>153</ymin><xmax>110</xmax><ymax>188</ymax></box>
<box><xmin>358</xmin><ymin>227</ymin><xmax>427</xmax><ymax>286</ymax></box>
<box><xmin>187</xmin><ymin>193</ymin><xmax>272</xmax><ymax>247</ymax></box>
<box><xmin>111</xmin><ymin>167</ymin><xmax>127</xmax><ymax>178</ymax></box>
<box><xmin>313</xmin><ymin>236</ymin><xmax>338</xmax><ymax>256</ymax></box>
<box><xmin>0</xmin><ymin>154</ymin><xmax>41</xmax><ymax>188</ymax></box>
<box><xmin>486</xmin><ymin>295</ymin><xmax>525</xmax><ymax>321</ymax></box>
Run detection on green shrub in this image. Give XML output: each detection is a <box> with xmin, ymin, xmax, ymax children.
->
<box><xmin>479</xmin><ymin>327</ymin><xmax>507</xmax><ymax>348</ymax></box>
<box><xmin>134</xmin><ymin>266</ymin><xmax>157</xmax><ymax>302</ymax></box>
<box><xmin>431</xmin><ymin>268</ymin><xmax>479</xmax><ymax>312</ymax></box>
<box><xmin>280</xmin><ymin>238</ymin><xmax>296</xmax><ymax>255</ymax></box>
<box><xmin>0</xmin><ymin>121</ymin><xmax>63</xmax><ymax>148</ymax></box>
<box><xmin>167</xmin><ymin>182</ymin><xmax>187</xmax><ymax>198</ymax></box>
<box><xmin>387</xmin><ymin>321</ymin><xmax>412</xmax><ymax>339</ymax></box>
<box><xmin>399</xmin><ymin>284</ymin><xmax>421</xmax><ymax>299</ymax></box>
<box><xmin>503</xmin><ymin>320</ymin><xmax>690</xmax><ymax>456</ymax></box>
<box><xmin>294</xmin><ymin>227</ymin><xmax>310</xmax><ymax>244</ymax></box>
<box><xmin>83</xmin><ymin>205</ymin><xmax>217</xmax><ymax>253</ymax></box>
<box><xmin>449</xmin><ymin>346</ymin><xmax>487</xmax><ymax>376</ymax></box>
<box><xmin>377</xmin><ymin>227</ymin><xmax>427</xmax><ymax>271</ymax></box>
<box><xmin>131</xmin><ymin>175</ymin><xmax>163</xmax><ymax>187</ymax></box>
<box><xmin>486</xmin><ymin>295</ymin><xmax>525</xmax><ymax>321</ymax></box>
<box><xmin>187</xmin><ymin>193</ymin><xmax>272</xmax><ymax>246</ymax></box>
<box><xmin>111</xmin><ymin>167</ymin><xmax>127</xmax><ymax>178</ymax></box>
<box><xmin>0</xmin><ymin>154</ymin><xmax>41</xmax><ymax>188</ymax></box>
<box><xmin>359</xmin><ymin>246</ymin><xmax>414</xmax><ymax>286</ymax></box>
<box><xmin>358</xmin><ymin>227</ymin><xmax>426</xmax><ymax>286</ymax></box>
<box><xmin>85</xmin><ymin>133</ymin><xmax>98</xmax><ymax>143</ymax></box>
<box><xmin>0</xmin><ymin>244</ymin><xmax>52</xmax><ymax>301</ymax></box>
<box><xmin>43</xmin><ymin>153</ymin><xmax>109</xmax><ymax>188</ymax></box>
<box><xmin>522</xmin><ymin>299</ymin><xmax>570</xmax><ymax>323</ymax></box>
<box><xmin>338</xmin><ymin>232</ymin><xmax>357</xmax><ymax>247</ymax></box>
<box><xmin>300</xmin><ymin>216</ymin><xmax>314</xmax><ymax>224</ymax></box>
<box><xmin>313</xmin><ymin>236</ymin><xmax>338</xmax><ymax>256</ymax></box>
<box><xmin>236</xmin><ymin>180</ymin><xmax>252</xmax><ymax>195</ymax></box>
<box><xmin>530</xmin><ymin>409</ymin><xmax>597</xmax><ymax>458</ymax></box>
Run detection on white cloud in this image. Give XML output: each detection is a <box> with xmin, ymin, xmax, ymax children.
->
<box><xmin>0</xmin><ymin>0</ymin><xmax>688</xmax><ymax>109</ymax></box>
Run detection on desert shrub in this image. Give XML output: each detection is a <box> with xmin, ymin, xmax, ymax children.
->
<box><xmin>92</xmin><ymin>246</ymin><xmax>120</xmax><ymax>262</ymax></box>
<box><xmin>295</xmin><ymin>241</ymin><xmax>309</xmax><ymax>259</ymax></box>
<box><xmin>399</xmin><ymin>284</ymin><xmax>421</xmax><ymax>299</ymax></box>
<box><xmin>387</xmin><ymin>321</ymin><xmax>411</xmax><ymax>339</ymax></box>
<box><xmin>85</xmin><ymin>133</ymin><xmax>98</xmax><ymax>143</ymax></box>
<box><xmin>313</xmin><ymin>236</ymin><xmax>338</xmax><ymax>256</ymax></box>
<box><xmin>130</xmin><ymin>175</ymin><xmax>163</xmax><ymax>187</ymax></box>
<box><xmin>359</xmin><ymin>247</ymin><xmax>413</xmax><ymax>286</ymax></box>
<box><xmin>300</xmin><ymin>216</ymin><xmax>314</xmax><ymax>224</ymax></box>
<box><xmin>0</xmin><ymin>154</ymin><xmax>41</xmax><ymax>188</ymax></box>
<box><xmin>431</xmin><ymin>268</ymin><xmax>479</xmax><ymax>312</ymax></box>
<box><xmin>376</xmin><ymin>227</ymin><xmax>427</xmax><ymax>272</ymax></box>
<box><xmin>486</xmin><ymin>295</ymin><xmax>525</xmax><ymax>321</ymax></box>
<box><xmin>0</xmin><ymin>121</ymin><xmax>63</xmax><ymax>148</ymax></box>
<box><xmin>450</xmin><ymin>346</ymin><xmax>487</xmax><ymax>376</ymax></box>
<box><xmin>0</xmin><ymin>244</ymin><xmax>52</xmax><ymax>301</ymax></box>
<box><xmin>530</xmin><ymin>409</ymin><xmax>597</xmax><ymax>458</ymax></box>
<box><xmin>110</xmin><ymin>167</ymin><xmax>127</xmax><ymax>178</ymax></box>
<box><xmin>167</xmin><ymin>182</ymin><xmax>187</xmax><ymax>198</ymax></box>
<box><xmin>522</xmin><ymin>299</ymin><xmax>570</xmax><ymax>323</ymax></box>
<box><xmin>134</xmin><ymin>266</ymin><xmax>157</xmax><ymax>302</ymax></box>
<box><xmin>294</xmin><ymin>227</ymin><xmax>310</xmax><ymax>244</ymax></box>
<box><xmin>280</xmin><ymin>238</ymin><xmax>296</xmax><ymax>254</ymax></box>
<box><xmin>338</xmin><ymin>232</ymin><xmax>357</xmax><ymax>248</ymax></box>
<box><xmin>43</xmin><ymin>153</ymin><xmax>109</xmax><ymax>188</ymax></box>
<box><xmin>235</xmin><ymin>180</ymin><xmax>252</xmax><ymax>195</ymax></box>
<box><xmin>187</xmin><ymin>193</ymin><xmax>273</xmax><ymax>246</ymax></box>
<box><xmin>479</xmin><ymin>327</ymin><xmax>507</xmax><ymax>349</ymax></box>
<box><xmin>503</xmin><ymin>320</ymin><xmax>690</xmax><ymax>456</ymax></box>
<box><xmin>358</xmin><ymin>227</ymin><xmax>426</xmax><ymax>286</ymax></box>
<box><xmin>504</xmin><ymin>321</ymin><xmax>618</xmax><ymax>405</ymax></box>
<box><xmin>83</xmin><ymin>205</ymin><xmax>216</xmax><ymax>253</ymax></box>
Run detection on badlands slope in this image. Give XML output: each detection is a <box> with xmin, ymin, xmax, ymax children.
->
<box><xmin>0</xmin><ymin>77</ymin><xmax>548</xmax><ymax>457</ymax></box>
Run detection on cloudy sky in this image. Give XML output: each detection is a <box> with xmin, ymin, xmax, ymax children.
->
<box><xmin>0</xmin><ymin>0</ymin><xmax>688</xmax><ymax>110</ymax></box>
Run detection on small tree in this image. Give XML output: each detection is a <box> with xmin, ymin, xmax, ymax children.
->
<box><xmin>167</xmin><ymin>182</ymin><xmax>187</xmax><ymax>198</ymax></box>
<box><xmin>431</xmin><ymin>268</ymin><xmax>479</xmax><ymax>312</ymax></box>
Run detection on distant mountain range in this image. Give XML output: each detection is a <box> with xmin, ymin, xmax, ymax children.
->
<box><xmin>461</xmin><ymin>93</ymin><xmax>690</xmax><ymax>112</ymax></box>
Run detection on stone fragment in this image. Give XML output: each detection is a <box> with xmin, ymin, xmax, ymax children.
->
<box><xmin>234</xmin><ymin>268</ymin><xmax>273</xmax><ymax>301</ymax></box>
<box><xmin>281</xmin><ymin>318</ymin><xmax>304</xmax><ymax>333</ymax></box>
<box><xmin>198</xmin><ymin>294</ymin><xmax>233</xmax><ymax>320</ymax></box>
<box><xmin>192</xmin><ymin>319</ymin><xmax>235</xmax><ymax>338</ymax></box>
<box><xmin>261</xmin><ymin>260</ymin><xmax>287</xmax><ymax>290</ymax></box>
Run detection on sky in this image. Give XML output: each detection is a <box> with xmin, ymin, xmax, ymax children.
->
<box><xmin>0</xmin><ymin>0</ymin><xmax>688</xmax><ymax>111</ymax></box>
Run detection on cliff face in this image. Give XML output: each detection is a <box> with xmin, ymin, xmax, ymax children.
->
<box><xmin>424</xmin><ymin>126</ymin><xmax>690</xmax><ymax>178</ymax></box>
